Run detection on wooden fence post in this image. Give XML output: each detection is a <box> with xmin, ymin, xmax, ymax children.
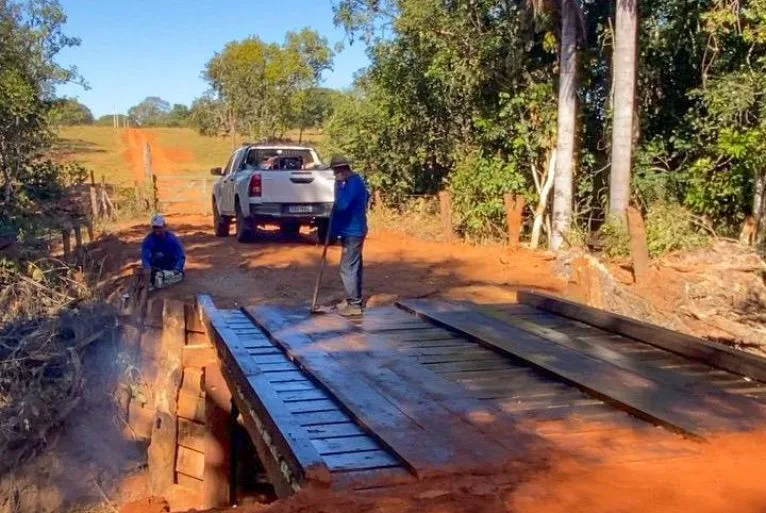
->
<box><xmin>152</xmin><ymin>175</ymin><xmax>159</xmax><ymax>213</ymax></box>
<box><xmin>627</xmin><ymin>206</ymin><xmax>650</xmax><ymax>283</ymax></box>
<box><xmin>438</xmin><ymin>191</ymin><xmax>454</xmax><ymax>242</ymax></box>
<box><xmin>144</xmin><ymin>142</ymin><xmax>153</xmax><ymax>183</ymax></box>
<box><xmin>74</xmin><ymin>224</ymin><xmax>83</xmax><ymax>255</ymax></box>
<box><xmin>61</xmin><ymin>228</ymin><xmax>71</xmax><ymax>261</ymax></box>
<box><xmin>85</xmin><ymin>219</ymin><xmax>94</xmax><ymax>242</ymax></box>
<box><xmin>89</xmin><ymin>170</ymin><xmax>99</xmax><ymax>219</ymax></box>
<box><xmin>504</xmin><ymin>194</ymin><xmax>526</xmax><ymax>250</ymax></box>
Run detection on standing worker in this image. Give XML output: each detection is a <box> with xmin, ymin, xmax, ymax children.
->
<box><xmin>330</xmin><ymin>155</ymin><xmax>369</xmax><ymax>317</ymax></box>
<box><xmin>141</xmin><ymin>214</ymin><xmax>186</xmax><ymax>290</ymax></box>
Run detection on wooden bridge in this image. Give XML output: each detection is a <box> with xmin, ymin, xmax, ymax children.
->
<box><xmin>196</xmin><ymin>291</ymin><xmax>766</xmax><ymax>500</ymax></box>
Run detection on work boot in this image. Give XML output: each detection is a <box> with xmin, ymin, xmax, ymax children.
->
<box><xmin>336</xmin><ymin>302</ymin><xmax>363</xmax><ymax>317</ymax></box>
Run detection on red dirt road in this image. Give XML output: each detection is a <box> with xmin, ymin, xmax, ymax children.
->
<box><xmin>121</xmin><ymin>128</ymin><xmax>194</xmax><ymax>183</ymax></box>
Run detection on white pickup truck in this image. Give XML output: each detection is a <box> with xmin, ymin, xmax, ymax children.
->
<box><xmin>210</xmin><ymin>144</ymin><xmax>335</xmax><ymax>242</ymax></box>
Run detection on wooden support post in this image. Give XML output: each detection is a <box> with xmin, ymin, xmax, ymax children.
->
<box><xmin>152</xmin><ymin>175</ymin><xmax>159</xmax><ymax>213</ymax></box>
<box><xmin>61</xmin><ymin>228</ymin><xmax>71</xmax><ymax>261</ymax></box>
<box><xmin>73</xmin><ymin>224</ymin><xmax>83</xmax><ymax>254</ymax></box>
<box><xmin>202</xmin><ymin>364</ymin><xmax>232</xmax><ymax>509</ymax></box>
<box><xmin>144</xmin><ymin>142</ymin><xmax>154</xmax><ymax>183</ymax></box>
<box><xmin>438</xmin><ymin>191</ymin><xmax>454</xmax><ymax>242</ymax></box>
<box><xmin>504</xmin><ymin>194</ymin><xmax>526</xmax><ymax>250</ymax></box>
<box><xmin>89</xmin><ymin>170</ymin><xmax>99</xmax><ymax>219</ymax></box>
<box><xmin>85</xmin><ymin>220</ymin><xmax>94</xmax><ymax>242</ymax></box>
<box><xmin>627</xmin><ymin>206</ymin><xmax>649</xmax><ymax>283</ymax></box>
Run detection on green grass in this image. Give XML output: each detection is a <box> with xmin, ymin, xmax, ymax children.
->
<box><xmin>55</xmin><ymin>126</ymin><xmax>328</xmax><ymax>184</ymax></box>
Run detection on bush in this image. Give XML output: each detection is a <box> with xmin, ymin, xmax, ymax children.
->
<box><xmin>645</xmin><ymin>202</ymin><xmax>710</xmax><ymax>257</ymax></box>
<box><xmin>450</xmin><ymin>150</ymin><xmax>527</xmax><ymax>241</ymax></box>
<box><xmin>600</xmin><ymin>215</ymin><xmax>631</xmax><ymax>259</ymax></box>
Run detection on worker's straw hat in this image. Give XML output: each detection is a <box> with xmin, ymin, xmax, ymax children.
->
<box><xmin>328</xmin><ymin>154</ymin><xmax>351</xmax><ymax>170</ymax></box>
<box><xmin>151</xmin><ymin>214</ymin><xmax>167</xmax><ymax>228</ymax></box>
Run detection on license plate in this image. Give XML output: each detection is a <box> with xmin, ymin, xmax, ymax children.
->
<box><xmin>288</xmin><ymin>205</ymin><xmax>312</xmax><ymax>214</ymax></box>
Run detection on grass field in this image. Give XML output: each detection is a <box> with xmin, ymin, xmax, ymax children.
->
<box><xmin>55</xmin><ymin>125</ymin><xmax>326</xmax><ymax>184</ymax></box>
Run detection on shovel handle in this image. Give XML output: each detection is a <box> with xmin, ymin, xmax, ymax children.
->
<box><xmin>310</xmin><ymin>208</ymin><xmax>334</xmax><ymax>311</ymax></box>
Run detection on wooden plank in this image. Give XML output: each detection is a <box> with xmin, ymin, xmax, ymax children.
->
<box><xmin>416</xmin><ymin>351</ymin><xmax>503</xmax><ymax>364</ymax></box>
<box><xmin>491</xmin><ymin>311</ymin><xmax>766</xmax><ymax>419</ymax></box>
<box><xmin>270</xmin><ymin>380</ymin><xmax>314</xmax><ymax>392</ymax></box>
<box><xmin>424</xmin><ymin>359</ymin><xmax>514</xmax><ymax>374</ymax></box>
<box><xmin>202</xmin><ymin>363</ymin><xmax>232</xmax><ymax>508</ymax></box>
<box><xmin>278</xmin><ymin>389</ymin><xmax>330</xmax><ymax>402</ymax></box>
<box><xmin>178</xmin><ymin>393</ymin><xmax>206</xmax><ymax>423</ymax></box>
<box><xmin>196</xmin><ymin>295</ymin><xmax>331</xmax><ymax>493</ymax></box>
<box><xmin>178</xmin><ymin>418</ymin><xmax>206</xmax><ymax>452</ymax></box>
<box><xmin>183</xmin><ymin>344</ymin><xmax>217</xmax><ymax>368</ymax></box>
<box><xmin>393</xmin><ymin>339</ymin><xmax>469</xmax><ymax>349</ymax></box>
<box><xmin>250</xmin><ymin>353</ymin><xmax>291</xmax><ymax>365</ymax></box>
<box><xmin>312</xmin><ymin>436</ymin><xmax>381</xmax><ymax>455</ymax></box>
<box><xmin>247</xmin><ymin>306</ymin><xmax>458</xmax><ymax>479</ymax></box>
<box><xmin>176</xmin><ymin>446</ymin><xmax>205</xmax><ymax>480</ymax></box>
<box><xmin>292</xmin><ymin>410</ymin><xmax>352</xmax><ymax>426</ymax></box>
<box><xmin>266</xmin><ymin>371</ymin><xmax>308</xmax><ymax>383</ymax></box>
<box><xmin>381</xmin><ymin>330</ymin><xmax>464</xmax><ymax>342</ymax></box>
<box><xmin>258</xmin><ymin>362</ymin><xmax>298</xmax><ymax>373</ymax></box>
<box><xmin>323</xmin><ymin>450</ymin><xmax>400</xmax><ymax>472</ymax></box>
<box><xmin>399</xmin><ymin>299</ymin><xmax>766</xmax><ymax>437</ymax></box>
<box><xmin>518</xmin><ymin>290</ymin><xmax>766</xmax><ymax>382</ymax></box>
<box><xmin>304</xmin><ymin>423</ymin><xmax>366</xmax><ymax>439</ymax></box>
<box><xmin>284</xmin><ymin>399</ymin><xmax>338</xmax><ymax>414</ymax></box>
<box><xmin>176</xmin><ymin>472</ymin><xmax>203</xmax><ymax>493</ymax></box>
<box><xmin>442</xmin><ymin>367</ymin><xmax>533</xmax><ymax>382</ymax></box>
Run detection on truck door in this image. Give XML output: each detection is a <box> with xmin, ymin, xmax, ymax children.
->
<box><xmin>221</xmin><ymin>149</ymin><xmax>245</xmax><ymax>214</ymax></box>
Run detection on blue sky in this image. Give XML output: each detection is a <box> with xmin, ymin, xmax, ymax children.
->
<box><xmin>55</xmin><ymin>0</ymin><xmax>370</xmax><ymax>118</ymax></box>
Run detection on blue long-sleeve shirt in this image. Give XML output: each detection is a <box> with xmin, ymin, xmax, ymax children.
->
<box><xmin>141</xmin><ymin>231</ymin><xmax>185</xmax><ymax>271</ymax></box>
<box><xmin>332</xmin><ymin>173</ymin><xmax>369</xmax><ymax>238</ymax></box>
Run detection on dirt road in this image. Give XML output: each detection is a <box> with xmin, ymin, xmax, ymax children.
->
<box><xmin>102</xmin><ymin>213</ymin><xmax>565</xmax><ymax>309</ymax></box>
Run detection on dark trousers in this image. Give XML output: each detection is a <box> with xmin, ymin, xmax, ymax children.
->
<box><xmin>150</xmin><ymin>252</ymin><xmax>180</xmax><ymax>282</ymax></box>
<box><xmin>339</xmin><ymin>236</ymin><xmax>364</xmax><ymax>306</ymax></box>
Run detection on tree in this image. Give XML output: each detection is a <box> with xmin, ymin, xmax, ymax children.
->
<box><xmin>0</xmin><ymin>0</ymin><xmax>82</xmax><ymax>209</ymax></box>
<box><xmin>291</xmin><ymin>87</ymin><xmax>337</xmax><ymax>141</ymax></box>
<box><xmin>166</xmin><ymin>103</ymin><xmax>190</xmax><ymax>127</ymax></box>
<box><xmin>49</xmin><ymin>97</ymin><xmax>93</xmax><ymax>125</ymax></box>
<box><xmin>127</xmin><ymin>96</ymin><xmax>171</xmax><ymax>126</ymax></box>
<box><xmin>609</xmin><ymin>0</ymin><xmax>639</xmax><ymax>219</ymax></box>
<box><xmin>95</xmin><ymin>113</ymin><xmax>129</xmax><ymax>126</ymax></box>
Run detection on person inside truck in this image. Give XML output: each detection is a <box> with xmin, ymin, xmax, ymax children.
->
<box><xmin>141</xmin><ymin>214</ymin><xmax>186</xmax><ymax>289</ymax></box>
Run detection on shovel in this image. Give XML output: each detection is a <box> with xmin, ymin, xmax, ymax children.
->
<box><xmin>310</xmin><ymin>208</ymin><xmax>335</xmax><ymax>314</ymax></box>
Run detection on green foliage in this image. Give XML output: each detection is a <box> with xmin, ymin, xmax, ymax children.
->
<box><xmin>645</xmin><ymin>203</ymin><xmax>709</xmax><ymax>257</ymax></box>
<box><xmin>95</xmin><ymin>113</ymin><xmax>129</xmax><ymax>126</ymax></box>
<box><xmin>128</xmin><ymin>96</ymin><xmax>171</xmax><ymax>126</ymax></box>
<box><xmin>0</xmin><ymin>0</ymin><xmax>83</xmax><ymax>237</ymax></box>
<box><xmin>196</xmin><ymin>28</ymin><xmax>334</xmax><ymax>140</ymax></box>
<box><xmin>450</xmin><ymin>150</ymin><xmax>527</xmax><ymax>240</ymax></box>
<box><xmin>600</xmin><ymin>216</ymin><xmax>631</xmax><ymax>259</ymax></box>
<box><xmin>49</xmin><ymin>97</ymin><xmax>93</xmax><ymax>125</ymax></box>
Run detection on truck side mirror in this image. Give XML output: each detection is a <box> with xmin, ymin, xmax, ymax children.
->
<box><xmin>210</xmin><ymin>167</ymin><xmax>223</xmax><ymax>176</ymax></box>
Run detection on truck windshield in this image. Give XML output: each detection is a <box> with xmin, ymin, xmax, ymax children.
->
<box><xmin>243</xmin><ymin>148</ymin><xmax>318</xmax><ymax>170</ymax></box>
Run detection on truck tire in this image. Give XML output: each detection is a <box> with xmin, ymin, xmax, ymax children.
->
<box><xmin>212</xmin><ymin>198</ymin><xmax>231</xmax><ymax>237</ymax></box>
<box><xmin>280</xmin><ymin>222</ymin><xmax>301</xmax><ymax>239</ymax></box>
<box><xmin>235</xmin><ymin>197</ymin><xmax>255</xmax><ymax>243</ymax></box>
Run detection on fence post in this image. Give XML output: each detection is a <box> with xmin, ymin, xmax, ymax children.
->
<box><xmin>438</xmin><ymin>191</ymin><xmax>454</xmax><ymax>242</ymax></box>
<box><xmin>201</xmin><ymin>178</ymin><xmax>209</xmax><ymax>215</ymax></box>
<box><xmin>61</xmin><ymin>227</ymin><xmax>71</xmax><ymax>261</ymax></box>
<box><xmin>85</xmin><ymin>219</ymin><xmax>95</xmax><ymax>242</ymax></box>
<box><xmin>89</xmin><ymin>170</ymin><xmax>99</xmax><ymax>219</ymax></box>
<box><xmin>627</xmin><ymin>206</ymin><xmax>649</xmax><ymax>283</ymax></box>
<box><xmin>74</xmin><ymin>223</ymin><xmax>83</xmax><ymax>255</ymax></box>
<box><xmin>504</xmin><ymin>193</ymin><xmax>526</xmax><ymax>250</ymax></box>
<box><xmin>152</xmin><ymin>175</ymin><xmax>159</xmax><ymax>213</ymax></box>
<box><xmin>144</xmin><ymin>142</ymin><xmax>153</xmax><ymax>183</ymax></box>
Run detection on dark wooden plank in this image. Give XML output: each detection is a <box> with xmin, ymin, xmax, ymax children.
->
<box><xmin>401</xmin><ymin>345</ymin><xmax>494</xmax><ymax>357</ymax></box>
<box><xmin>279</xmin><ymin>389</ymin><xmax>330</xmax><ymax>402</ymax></box>
<box><xmin>424</xmin><ymin>359</ymin><xmax>515</xmax><ymax>374</ymax></box>
<box><xmin>271</xmin><ymin>380</ymin><xmax>314</xmax><ymax>392</ymax></box>
<box><xmin>284</xmin><ymin>399</ymin><xmax>339</xmax><ymax>414</ymax></box>
<box><xmin>250</xmin><ymin>353</ymin><xmax>291</xmax><ymax>365</ymax></box>
<box><xmin>323</xmin><ymin>450</ymin><xmax>400</xmax><ymax>472</ymax></box>
<box><xmin>293</xmin><ymin>410</ymin><xmax>352</xmax><ymax>426</ymax></box>
<box><xmin>381</xmin><ymin>330</ymin><xmax>465</xmax><ymax>342</ymax></box>
<box><xmin>258</xmin><ymin>362</ymin><xmax>298</xmax><ymax>373</ymax></box>
<box><xmin>518</xmin><ymin>290</ymin><xmax>766</xmax><ymax>382</ymax></box>
<box><xmin>416</xmin><ymin>351</ymin><xmax>504</xmax><ymax>364</ymax></box>
<box><xmin>304</xmin><ymin>423</ymin><xmax>366</xmax><ymax>439</ymax></box>
<box><xmin>246</xmin><ymin>306</ymin><xmax>485</xmax><ymax>479</ymax></box>
<box><xmin>393</xmin><ymin>339</ymin><xmax>469</xmax><ymax>349</ymax></box>
<box><xmin>246</xmin><ymin>347</ymin><xmax>282</xmax><ymax>355</ymax></box>
<box><xmin>443</xmin><ymin>367</ymin><xmax>534</xmax><ymax>382</ymax></box>
<box><xmin>266</xmin><ymin>371</ymin><xmax>307</xmax><ymax>383</ymax></box>
<box><xmin>400</xmin><ymin>299</ymin><xmax>766</xmax><ymax>437</ymax></box>
<box><xmin>312</xmin><ymin>435</ymin><xmax>381</xmax><ymax>455</ymax></box>
<box><xmin>332</xmin><ymin>467</ymin><xmax>415</xmax><ymax>489</ymax></box>
<box><xmin>491</xmin><ymin>311</ymin><xmax>766</xmax><ymax>419</ymax></box>
<box><xmin>197</xmin><ymin>295</ymin><xmax>331</xmax><ymax>492</ymax></box>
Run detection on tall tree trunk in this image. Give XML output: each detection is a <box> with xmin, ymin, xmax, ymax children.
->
<box><xmin>609</xmin><ymin>0</ymin><xmax>639</xmax><ymax>219</ymax></box>
<box><xmin>551</xmin><ymin>0</ymin><xmax>579</xmax><ymax>252</ymax></box>
<box><xmin>531</xmin><ymin>150</ymin><xmax>557</xmax><ymax>249</ymax></box>
<box><xmin>755</xmin><ymin>171</ymin><xmax>766</xmax><ymax>245</ymax></box>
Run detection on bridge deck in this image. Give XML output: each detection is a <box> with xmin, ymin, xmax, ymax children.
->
<box><xmin>198</xmin><ymin>292</ymin><xmax>766</xmax><ymax>497</ymax></box>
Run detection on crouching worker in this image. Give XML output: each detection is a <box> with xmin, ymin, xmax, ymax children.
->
<box><xmin>330</xmin><ymin>155</ymin><xmax>369</xmax><ymax>317</ymax></box>
<box><xmin>141</xmin><ymin>214</ymin><xmax>185</xmax><ymax>290</ymax></box>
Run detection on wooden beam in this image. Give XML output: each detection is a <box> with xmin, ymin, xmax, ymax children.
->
<box><xmin>196</xmin><ymin>295</ymin><xmax>330</xmax><ymax>496</ymax></box>
<box><xmin>518</xmin><ymin>290</ymin><xmax>766</xmax><ymax>383</ymax></box>
<box><xmin>398</xmin><ymin>299</ymin><xmax>766</xmax><ymax>437</ymax></box>
<box><xmin>202</xmin><ymin>363</ymin><xmax>232</xmax><ymax>509</ymax></box>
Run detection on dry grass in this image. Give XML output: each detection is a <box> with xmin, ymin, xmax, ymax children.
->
<box><xmin>55</xmin><ymin>126</ymin><xmax>327</xmax><ymax>184</ymax></box>
<box><xmin>369</xmin><ymin>197</ymin><xmax>447</xmax><ymax>241</ymax></box>
<box><xmin>0</xmin><ymin>254</ymin><xmax>117</xmax><ymax>473</ymax></box>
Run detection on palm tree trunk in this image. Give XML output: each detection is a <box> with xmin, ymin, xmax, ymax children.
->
<box><xmin>551</xmin><ymin>0</ymin><xmax>579</xmax><ymax>252</ymax></box>
<box><xmin>609</xmin><ymin>0</ymin><xmax>639</xmax><ymax>219</ymax></box>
